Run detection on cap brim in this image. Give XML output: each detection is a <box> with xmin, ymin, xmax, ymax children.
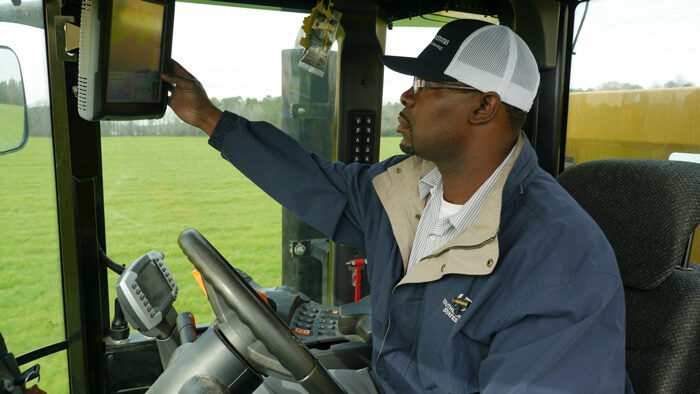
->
<box><xmin>379</xmin><ymin>55</ymin><xmax>457</xmax><ymax>82</ymax></box>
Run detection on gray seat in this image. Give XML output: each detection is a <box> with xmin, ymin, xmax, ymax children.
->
<box><xmin>557</xmin><ymin>159</ymin><xmax>700</xmax><ymax>394</ymax></box>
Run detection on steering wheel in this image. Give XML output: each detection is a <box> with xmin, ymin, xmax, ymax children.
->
<box><xmin>176</xmin><ymin>228</ymin><xmax>346</xmax><ymax>394</ymax></box>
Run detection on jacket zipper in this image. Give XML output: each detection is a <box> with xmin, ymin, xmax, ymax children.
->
<box><xmin>375</xmin><ymin>284</ymin><xmax>398</xmax><ymax>365</ymax></box>
<box><xmin>374</xmin><ymin>233</ymin><xmax>497</xmax><ymax>366</ymax></box>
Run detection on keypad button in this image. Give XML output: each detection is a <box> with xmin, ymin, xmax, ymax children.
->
<box><xmin>139</xmin><ymin>294</ymin><xmax>145</xmax><ymax>300</ymax></box>
<box><xmin>355</xmin><ymin>118</ymin><xmax>361</xmax><ymax>124</ymax></box>
<box><xmin>294</xmin><ymin>328</ymin><xmax>311</xmax><ymax>336</ymax></box>
<box><xmin>131</xmin><ymin>283</ymin><xmax>137</xmax><ymax>289</ymax></box>
<box><xmin>135</xmin><ymin>288</ymin><xmax>141</xmax><ymax>295</ymax></box>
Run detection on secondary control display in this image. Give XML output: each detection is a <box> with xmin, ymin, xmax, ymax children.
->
<box><xmin>116</xmin><ymin>251</ymin><xmax>178</xmax><ymax>334</ymax></box>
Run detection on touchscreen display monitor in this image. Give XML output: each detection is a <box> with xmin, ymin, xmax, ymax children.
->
<box><xmin>135</xmin><ymin>260</ymin><xmax>172</xmax><ymax>308</ymax></box>
<box><xmin>106</xmin><ymin>0</ymin><xmax>165</xmax><ymax>103</ymax></box>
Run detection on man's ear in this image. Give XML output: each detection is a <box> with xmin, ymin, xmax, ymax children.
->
<box><xmin>469</xmin><ymin>92</ymin><xmax>501</xmax><ymax>125</ymax></box>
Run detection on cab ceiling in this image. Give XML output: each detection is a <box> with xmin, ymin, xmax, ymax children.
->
<box><xmin>189</xmin><ymin>0</ymin><xmax>502</xmax><ymax>22</ymax></box>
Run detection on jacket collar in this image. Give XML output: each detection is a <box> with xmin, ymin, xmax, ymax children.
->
<box><xmin>372</xmin><ymin>133</ymin><xmax>540</xmax><ymax>281</ymax></box>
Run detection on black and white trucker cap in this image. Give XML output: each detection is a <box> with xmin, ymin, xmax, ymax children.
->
<box><xmin>379</xmin><ymin>19</ymin><xmax>540</xmax><ymax>112</ymax></box>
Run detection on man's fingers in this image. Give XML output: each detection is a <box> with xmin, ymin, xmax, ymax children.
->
<box><xmin>161</xmin><ymin>72</ymin><xmax>198</xmax><ymax>89</ymax></box>
<box><xmin>169</xmin><ymin>59</ymin><xmax>194</xmax><ymax>78</ymax></box>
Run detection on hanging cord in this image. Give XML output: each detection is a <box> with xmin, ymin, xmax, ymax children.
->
<box><xmin>99</xmin><ymin>246</ymin><xmax>125</xmax><ymax>275</ymax></box>
<box><xmin>571</xmin><ymin>1</ymin><xmax>589</xmax><ymax>55</ymax></box>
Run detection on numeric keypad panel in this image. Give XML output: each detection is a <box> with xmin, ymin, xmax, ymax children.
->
<box><xmin>348</xmin><ymin>111</ymin><xmax>376</xmax><ymax>164</ymax></box>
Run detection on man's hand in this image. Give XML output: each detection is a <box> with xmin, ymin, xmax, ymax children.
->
<box><xmin>162</xmin><ymin>59</ymin><xmax>222</xmax><ymax>136</ymax></box>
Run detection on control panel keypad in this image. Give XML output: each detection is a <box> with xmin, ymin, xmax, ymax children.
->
<box><xmin>291</xmin><ymin>303</ymin><xmax>339</xmax><ymax>338</ymax></box>
<box><xmin>348</xmin><ymin>111</ymin><xmax>376</xmax><ymax>164</ymax></box>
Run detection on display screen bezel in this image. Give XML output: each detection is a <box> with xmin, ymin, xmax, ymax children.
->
<box><xmin>98</xmin><ymin>0</ymin><xmax>174</xmax><ymax>119</ymax></box>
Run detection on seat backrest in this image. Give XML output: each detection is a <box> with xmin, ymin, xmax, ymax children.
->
<box><xmin>557</xmin><ymin>159</ymin><xmax>700</xmax><ymax>393</ymax></box>
<box><xmin>558</xmin><ymin>159</ymin><xmax>700</xmax><ymax>289</ymax></box>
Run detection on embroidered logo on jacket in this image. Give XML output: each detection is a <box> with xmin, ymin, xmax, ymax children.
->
<box><xmin>442</xmin><ymin>293</ymin><xmax>472</xmax><ymax>323</ymax></box>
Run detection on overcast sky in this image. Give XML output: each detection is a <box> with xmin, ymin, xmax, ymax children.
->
<box><xmin>1</xmin><ymin>0</ymin><xmax>698</xmax><ymax>105</ymax></box>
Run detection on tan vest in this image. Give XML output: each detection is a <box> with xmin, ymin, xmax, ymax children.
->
<box><xmin>371</xmin><ymin>134</ymin><xmax>525</xmax><ymax>287</ymax></box>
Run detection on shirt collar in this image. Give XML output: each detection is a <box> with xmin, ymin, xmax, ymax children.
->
<box><xmin>418</xmin><ymin>167</ymin><xmax>442</xmax><ymax>200</ymax></box>
<box><xmin>417</xmin><ymin>143</ymin><xmax>518</xmax><ymax>231</ymax></box>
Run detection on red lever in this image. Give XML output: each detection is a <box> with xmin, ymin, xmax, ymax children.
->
<box><xmin>347</xmin><ymin>259</ymin><xmax>366</xmax><ymax>302</ymax></box>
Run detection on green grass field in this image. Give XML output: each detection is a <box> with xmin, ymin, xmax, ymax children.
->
<box><xmin>0</xmin><ymin>135</ymin><xmax>403</xmax><ymax>392</ymax></box>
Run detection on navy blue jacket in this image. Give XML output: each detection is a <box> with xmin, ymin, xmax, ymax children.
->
<box><xmin>209</xmin><ymin>111</ymin><xmax>631</xmax><ymax>393</ymax></box>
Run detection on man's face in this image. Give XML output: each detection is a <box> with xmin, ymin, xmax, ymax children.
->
<box><xmin>396</xmin><ymin>78</ymin><xmax>479</xmax><ymax>161</ymax></box>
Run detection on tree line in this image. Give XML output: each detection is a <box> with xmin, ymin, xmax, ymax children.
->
<box><xmin>23</xmin><ymin>77</ymin><xmax>696</xmax><ymax>138</ymax></box>
<box><xmin>25</xmin><ymin>96</ymin><xmax>407</xmax><ymax>138</ymax></box>
<box><xmin>571</xmin><ymin>76</ymin><xmax>695</xmax><ymax>92</ymax></box>
<box><xmin>0</xmin><ymin>79</ymin><xmax>24</xmax><ymax>106</ymax></box>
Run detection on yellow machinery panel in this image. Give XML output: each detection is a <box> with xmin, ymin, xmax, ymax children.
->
<box><xmin>565</xmin><ymin>87</ymin><xmax>700</xmax><ymax>264</ymax></box>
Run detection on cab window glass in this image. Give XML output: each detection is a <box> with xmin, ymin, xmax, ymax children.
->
<box><xmin>566</xmin><ymin>0</ymin><xmax>699</xmax><ymax>164</ymax></box>
<box><xmin>101</xmin><ymin>3</ymin><xmax>312</xmax><ymax>323</ymax></box>
<box><xmin>379</xmin><ymin>24</ymin><xmax>437</xmax><ymax>161</ymax></box>
<box><xmin>566</xmin><ymin>0</ymin><xmax>699</xmax><ymax>263</ymax></box>
<box><xmin>0</xmin><ymin>3</ymin><xmax>68</xmax><ymax>392</ymax></box>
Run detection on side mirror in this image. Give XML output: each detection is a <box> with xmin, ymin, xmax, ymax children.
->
<box><xmin>0</xmin><ymin>45</ymin><xmax>28</xmax><ymax>156</ymax></box>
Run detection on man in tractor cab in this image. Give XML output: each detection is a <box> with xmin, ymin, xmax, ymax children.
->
<box><xmin>163</xmin><ymin>19</ymin><xmax>633</xmax><ymax>393</ymax></box>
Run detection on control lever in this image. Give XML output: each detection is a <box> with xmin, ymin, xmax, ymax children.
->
<box><xmin>1</xmin><ymin>332</ymin><xmax>43</xmax><ymax>393</ymax></box>
<box><xmin>346</xmin><ymin>259</ymin><xmax>366</xmax><ymax>302</ymax></box>
<box><xmin>164</xmin><ymin>312</ymin><xmax>198</xmax><ymax>368</ymax></box>
<box><xmin>176</xmin><ymin>312</ymin><xmax>197</xmax><ymax>344</ymax></box>
<box><xmin>12</xmin><ymin>364</ymin><xmax>40</xmax><ymax>387</ymax></box>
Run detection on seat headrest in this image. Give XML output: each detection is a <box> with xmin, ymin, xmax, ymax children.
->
<box><xmin>558</xmin><ymin>159</ymin><xmax>700</xmax><ymax>289</ymax></box>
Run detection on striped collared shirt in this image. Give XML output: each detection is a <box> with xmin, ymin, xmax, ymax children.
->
<box><xmin>405</xmin><ymin>145</ymin><xmax>517</xmax><ymax>273</ymax></box>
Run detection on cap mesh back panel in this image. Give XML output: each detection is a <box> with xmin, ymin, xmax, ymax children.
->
<box><xmin>455</xmin><ymin>26</ymin><xmax>508</xmax><ymax>78</ymax></box>
<box><xmin>512</xmin><ymin>37</ymin><xmax>539</xmax><ymax>92</ymax></box>
<box><xmin>445</xmin><ymin>25</ymin><xmax>539</xmax><ymax>111</ymax></box>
